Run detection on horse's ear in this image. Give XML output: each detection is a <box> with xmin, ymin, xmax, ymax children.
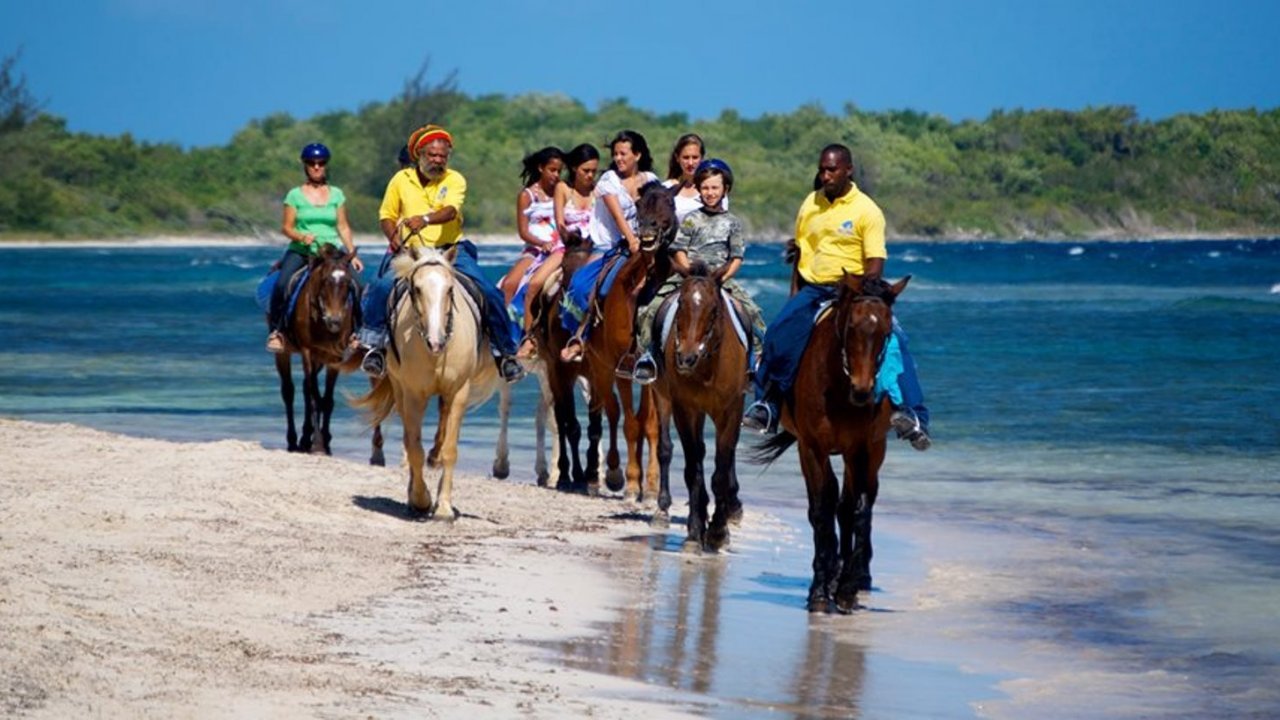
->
<box><xmin>407</xmin><ymin>245</ymin><xmax>422</xmax><ymax>262</ymax></box>
<box><xmin>890</xmin><ymin>274</ymin><xmax>911</xmax><ymax>298</ymax></box>
<box><xmin>839</xmin><ymin>269</ymin><xmax>862</xmax><ymax>293</ymax></box>
<box><xmin>443</xmin><ymin>243</ymin><xmax>459</xmax><ymax>263</ymax></box>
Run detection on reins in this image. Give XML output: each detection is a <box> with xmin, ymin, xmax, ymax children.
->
<box><xmin>835</xmin><ymin>295</ymin><xmax>890</xmax><ymax>380</ymax></box>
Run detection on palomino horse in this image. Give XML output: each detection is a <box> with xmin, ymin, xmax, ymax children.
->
<box><xmin>494</xmin><ymin>230</ymin><xmax>602</xmax><ymax>492</ymax></box>
<box><xmin>578</xmin><ymin>183</ymin><xmax>676</xmax><ymax>500</ymax></box>
<box><xmin>270</xmin><ymin>245</ymin><xmax>361</xmax><ymax>455</ymax></box>
<box><xmin>652</xmin><ymin>265</ymin><xmax>747</xmax><ymax>551</ymax></box>
<box><xmin>754</xmin><ymin>273</ymin><xmax>911</xmax><ymax>613</ymax></box>
<box><xmin>354</xmin><ymin>246</ymin><xmax>500</xmax><ymax>518</ymax></box>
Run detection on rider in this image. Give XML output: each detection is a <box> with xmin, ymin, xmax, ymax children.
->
<box><xmin>266</xmin><ymin>142</ymin><xmax>363</xmax><ymax>353</ymax></box>
<box><xmin>354</xmin><ymin>124</ymin><xmax>524</xmax><ymax>382</ymax></box>
<box><xmin>742</xmin><ymin>144</ymin><xmax>931</xmax><ymax>450</ymax></box>
<box><xmin>632</xmin><ymin>158</ymin><xmax>765</xmax><ymax>384</ymax></box>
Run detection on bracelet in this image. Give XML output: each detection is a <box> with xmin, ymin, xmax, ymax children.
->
<box><xmin>421</xmin><ymin>214</ymin><xmax>431</xmax><ymax>225</ymax></box>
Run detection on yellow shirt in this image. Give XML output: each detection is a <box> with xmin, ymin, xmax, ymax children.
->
<box><xmin>794</xmin><ymin>183</ymin><xmax>887</xmax><ymax>285</ymax></box>
<box><xmin>378</xmin><ymin>167</ymin><xmax>467</xmax><ymax>248</ymax></box>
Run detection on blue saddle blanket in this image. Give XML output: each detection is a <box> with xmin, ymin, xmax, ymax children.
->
<box><xmin>559</xmin><ymin>249</ymin><xmax>624</xmax><ymax>336</ymax></box>
<box><xmin>255</xmin><ymin>267</ymin><xmax>311</xmax><ymax>321</ymax></box>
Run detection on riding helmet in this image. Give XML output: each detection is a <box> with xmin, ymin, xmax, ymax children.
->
<box><xmin>300</xmin><ymin>143</ymin><xmax>331</xmax><ymax>162</ymax></box>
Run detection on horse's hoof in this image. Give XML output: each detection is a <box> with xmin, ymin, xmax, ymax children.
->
<box><xmin>649</xmin><ymin>510</ymin><xmax>670</xmax><ymax>529</ymax></box>
<box><xmin>622</xmin><ymin>489</ymin><xmax>640</xmax><ymax>504</ymax></box>
<box><xmin>681</xmin><ymin>538</ymin><xmax>703</xmax><ymax>554</ymax></box>
<box><xmin>834</xmin><ymin>595</ymin><xmax>859</xmax><ymax>614</ymax></box>
<box><xmin>491</xmin><ymin>458</ymin><xmax>510</xmax><ymax>480</ymax></box>
<box><xmin>586</xmin><ymin>482</ymin><xmax>601</xmax><ymax>498</ymax></box>
<box><xmin>370</xmin><ymin>453</ymin><xmax>385</xmax><ymax>467</ymax></box>
<box><xmin>806</xmin><ymin>596</ymin><xmax>831</xmax><ymax>613</ymax></box>
<box><xmin>604</xmin><ymin>468</ymin><xmax>625</xmax><ymax>493</ymax></box>
<box><xmin>535</xmin><ymin>471</ymin><xmax>550</xmax><ymax>488</ymax></box>
<box><xmin>705</xmin><ymin>525</ymin><xmax>730</xmax><ymax>553</ymax></box>
<box><xmin>724</xmin><ymin>502</ymin><xmax>744</xmax><ymax>527</ymax></box>
<box><xmin>431</xmin><ymin>505</ymin><xmax>460</xmax><ymax>523</ymax></box>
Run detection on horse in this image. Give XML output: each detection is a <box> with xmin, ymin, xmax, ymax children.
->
<box><xmin>493</xmin><ymin>230</ymin><xmax>602</xmax><ymax>492</ymax></box>
<box><xmin>578</xmin><ymin>183</ymin><xmax>676</xmax><ymax>501</ymax></box>
<box><xmin>753</xmin><ymin>272</ymin><xmax>911</xmax><ymax>613</ymax></box>
<box><xmin>270</xmin><ymin>245</ymin><xmax>362</xmax><ymax>455</ymax></box>
<box><xmin>353</xmin><ymin>245</ymin><xmax>500</xmax><ymax>518</ymax></box>
<box><xmin>652</xmin><ymin>264</ymin><xmax>748</xmax><ymax>551</ymax></box>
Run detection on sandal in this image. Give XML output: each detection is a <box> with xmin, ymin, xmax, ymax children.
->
<box><xmin>266</xmin><ymin>331</ymin><xmax>286</xmax><ymax>354</ymax></box>
<box><xmin>560</xmin><ymin>336</ymin><xmax>584</xmax><ymax>363</ymax></box>
<box><xmin>516</xmin><ymin>336</ymin><xmax>538</xmax><ymax>360</ymax></box>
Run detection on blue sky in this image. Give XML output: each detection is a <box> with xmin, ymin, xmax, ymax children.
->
<box><xmin>3</xmin><ymin>0</ymin><xmax>1278</xmax><ymax>148</ymax></box>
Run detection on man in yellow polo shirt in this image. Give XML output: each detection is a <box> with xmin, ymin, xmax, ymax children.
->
<box><xmin>356</xmin><ymin>124</ymin><xmax>523</xmax><ymax>381</ymax></box>
<box><xmin>743</xmin><ymin>144</ymin><xmax>931</xmax><ymax>449</ymax></box>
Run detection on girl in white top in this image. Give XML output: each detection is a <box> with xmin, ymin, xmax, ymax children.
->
<box><xmin>501</xmin><ymin>147</ymin><xmax>564</xmax><ymax>304</ymax></box>
<box><xmin>662</xmin><ymin>133</ymin><xmax>705</xmax><ymax>223</ymax></box>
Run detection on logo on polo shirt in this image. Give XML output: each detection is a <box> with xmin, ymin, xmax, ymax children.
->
<box><xmin>437</xmin><ymin>187</ymin><xmax>448</xmax><ymax>201</ymax></box>
<box><xmin>839</xmin><ymin>220</ymin><xmax>854</xmax><ymax>235</ymax></box>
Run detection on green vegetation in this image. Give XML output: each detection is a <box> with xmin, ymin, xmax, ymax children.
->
<box><xmin>3</xmin><ymin>55</ymin><xmax>1278</xmax><ymax>240</ymax></box>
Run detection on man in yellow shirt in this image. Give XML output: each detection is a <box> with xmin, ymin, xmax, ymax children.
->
<box><xmin>356</xmin><ymin>124</ymin><xmax>523</xmax><ymax>381</ymax></box>
<box><xmin>743</xmin><ymin>144</ymin><xmax>930</xmax><ymax>449</ymax></box>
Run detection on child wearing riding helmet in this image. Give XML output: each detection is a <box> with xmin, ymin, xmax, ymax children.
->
<box><xmin>631</xmin><ymin>158</ymin><xmax>765</xmax><ymax>384</ymax></box>
<box><xmin>265</xmin><ymin>142</ymin><xmax>363</xmax><ymax>353</ymax></box>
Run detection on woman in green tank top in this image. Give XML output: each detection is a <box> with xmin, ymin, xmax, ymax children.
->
<box><xmin>266</xmin><ymin>143</ymin><xmax>364</xmax><ymax>353</ymax></box>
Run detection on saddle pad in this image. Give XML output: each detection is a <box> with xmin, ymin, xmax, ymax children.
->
<box><xmin>656</xmin><ymin>291</ymin><xmax>749</xmax><ymax>351</ymax></box>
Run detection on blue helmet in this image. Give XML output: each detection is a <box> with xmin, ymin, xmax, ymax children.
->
<box><xmin>300</xmin><ymin>143</ymin><xmax>331</xmax><ymax>162</ymax></box>
<box><xmin>694</xmin><ymin>158</ymin><xmax>734</xmax><ymax>191</ymax></box>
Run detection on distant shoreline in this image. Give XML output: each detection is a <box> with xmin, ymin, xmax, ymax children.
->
<box><xmin>3</xmin><ymin>231</ymin><xmax>1276</xmax><ymax>249</ymax></box>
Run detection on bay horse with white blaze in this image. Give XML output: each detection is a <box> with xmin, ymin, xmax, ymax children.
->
<box><xmin>354</xmin><ymin>246</ymin><xmax>500</xmax><ymax>518</ymax></box>
<box><xmin>270</xmin><ymin>245</ymin><xmax>361</xmax><ymax>455</ymax></box>
<box><xmin>753</xmin><ymin>273</ymin><xmax>911</xmax><ymax>613</ymax></box>
<box><xmin>652</xmin><ymin>263</ymin><xmax>747</xmax><ymax>551</ymax></box>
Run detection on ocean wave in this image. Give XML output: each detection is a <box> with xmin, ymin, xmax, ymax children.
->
<box><xmin>1270</xmin><ymin>283</ymin><xmax>1280</xmax><ymax>294</ymax></box>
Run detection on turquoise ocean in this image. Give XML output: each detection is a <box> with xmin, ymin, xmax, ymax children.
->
<box><xmin>5</xmin><ymin>239</ymin><xmax>1279</xmax><ymax>718</ymax></box>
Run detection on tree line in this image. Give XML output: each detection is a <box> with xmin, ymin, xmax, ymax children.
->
<box><xmin>3</xmin><ymin>54</ymin><xmax>1278</xmax><ymax>240</ymax></box>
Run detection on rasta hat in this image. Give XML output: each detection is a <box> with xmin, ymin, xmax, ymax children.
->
<box><xmin>407</xmin><ymin>124</ymin><xmax>454</xmax><ymax>161</ymax></box>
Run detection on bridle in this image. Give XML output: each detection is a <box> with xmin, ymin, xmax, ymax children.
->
<box><xmin>673</xmin><ymin>278</ymin><xmax>723</xmax><ymax>369</ymax></box>
<box><xmin>407</xmin><ymin>257</ymin><xmax>456</xmax><ymax>350</ymax></box>
<box><xmin>835</xmin><ymin>295</ymin><xmax>890</xmax><ymax>381</ymax></box>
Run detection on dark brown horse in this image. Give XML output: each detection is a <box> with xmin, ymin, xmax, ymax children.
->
<box><xmin>652</xmin><ymin>265</ymin><xmax>749</xmax><ymax>551</ymax></box>
<box><xmin>270</xmin><ymin>245</ymin><xmax>362</xmax><ymax>455</ymax></box>
<box><xmin>754</xmin><ymin>273</ymin><xmax>911</xmax><ymax>613</ymax></box>
<box><xmin>579</xmin><ymin>182</ymin><xmax>676</xmax><ymax>500</ymax></box>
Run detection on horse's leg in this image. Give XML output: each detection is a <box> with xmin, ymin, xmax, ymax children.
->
<box><xmin>600</xmin><ymin>374</ymin><xmax>624</xmax><ymax>494</ymax></box>
<box><xmin>398</xmin><ymin>391</ymin><xmax>431</xmax><ymax>514</ymax></box>
<box><xmin>319</xmin><ymin>365</ymin><xmax>338</xmax><ymax>456</ymax></box>
<box><xmin>534</xmin><ymin>375</ymin><xmax>552</xmax><ymax>486</ymax></box>
<box><xmin>369</xmin><ymin>377</ymin><xmax>385</xmax><ymax>466</ymax></box>
<box><xmin>275</xmin><ymin>353</ymin><xmax>298</xmax><ymax>452</ymax></box>
<box><xmin>835</xmin><ymin>442</ymin><xmax>885</xmax><ymax>612</ymax></box>
<box><xmin>584</xmin><ymin>381</ymin><xmax>603</xmax><ymax>492</ymax></box>
<box><xmin>432</xmin><ymin>381</ymin><xmax>472</xmax><ymax>522</ymax></box>
<box><xmin>618</xmin><ymin>379</ymin><xmax>643</xmax><ymax>501</ymax></box>
<box><xmin>673</xmin><ymin>404</ymin><xmax>708</xmax><ymax>552</ymax></box>
<box><xmin>705</xmin><ymin>401</ymin><xmax>745</xmax><ymax>552</ymax></box>
<box><xmin>653</xmin><ymin>391</ymin><xmax>674</xmax><ymax>528</ymax></box>
<box><xmin>799</xmin><ymin>443</ymin><xmax>840</xmax><ymax>613</ymax></box>
<box><xmin>428</xmin><ymin>396</ymin><xmax>445</xmax><ymax>468</ymax></box>
<box><xmin>641</xmin><ymin>386</ymin><xmax>662</xmax><ymax>505</ymax></box>
<box><xmin>492</xmin><ymin>383</ymin><xmax>512</xmax><ymax>480</ymax></box>
<box><xmin>299</xmin><ymin>355</ymin><xmax>318</xmax><ymax>453</ymax></box>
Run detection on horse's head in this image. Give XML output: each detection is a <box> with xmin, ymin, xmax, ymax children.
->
<box><xmin>310</xmin><ymin>245</ymin><xmax>357</xmax><ymax>335</ymax></box>
<box><xmin>671</xmin><ymin>262</ymin><xmax>722</xmax><ymax>375</ymax></box>
<box><xmin>834</xmin><ymin>272</ymin><xmax>910</xmax><ymax>406</ymax></box>
<box><xmin>392</xmin><ymin>245</ymin><xmax>457</xmax><ymax>355</ymax></box>
<box><xmin>634</xmin><ymin>181</ymin><xmax>677</xmax><ymax>254</ymax></box>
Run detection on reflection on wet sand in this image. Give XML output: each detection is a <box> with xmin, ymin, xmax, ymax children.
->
<box><xmin>548</xmin><ymin>528</ymin><xmax>874</xmax><ymax>719</ymax></box>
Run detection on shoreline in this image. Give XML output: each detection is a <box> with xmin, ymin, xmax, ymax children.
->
<box><xmin>3</xmin><ymin>231</ymin><xmax>1275</xmax><ymax>249</ymax></box>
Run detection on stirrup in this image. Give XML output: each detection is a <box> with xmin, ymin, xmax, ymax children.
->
<box><xmin>614</xmin><ymin>352</ymin><xmax>638</xmax><ymax>380</ymax></box>
<box><xmin>516</xmin><ymin>336</ymin><xmax>538</xmax><ymax>360</ymax></box>
<box><xmin>499</xmin><ymin>355</ymin><xmax>526</xmax><ymax>383</ymax></box>
<box><xmin>560</xmin><ymin>337</ymin><xmax>584</xmax><ymax>363</ymax></box>
<box><xmin>742</xmin><ymin>400</ymin><xmax>778</xmax><ymax>435</ymax></box>
<box><xmin>361</xmin><ymin>348</ymin><xmax>386</xmax><ymax>378</ymax></box>
<box><xmin>266</xmin><ymin>331</ymin><xmax>286</xmax><ymax>354</ymax></box>
<box><xmin>632</xmin><ymin>352</ymin><xmax>657</xmax><ymax>385</ymax></box>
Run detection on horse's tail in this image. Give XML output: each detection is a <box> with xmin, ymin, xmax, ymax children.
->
<box><xmin>351</xmin><ymin>375</ymin><xmax>396</xmax><ymax>427</ymax></box>
<box><xmin>749</xmin><ymin>430</ymin><xmax>797</xmax><ymax>466</ymax></box>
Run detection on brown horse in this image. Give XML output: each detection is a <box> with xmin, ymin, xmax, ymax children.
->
<box><xmin>652</xmin><ymin>265</ymin><xmax>748</xmax><ymax>551</ymax></box>
<box><xmin>270</xmin><ymin>245</ymin><xmax>361</xmax><ymax>455</ymax></box>
<box><xmin>492</xmin><ymin>231</ymin><xmax>602</xmax><ymax>489</ymax></box>
<box><xmin>578</xmin><ymin>183</ymin><xmax>676</xmax><ymax>500</ymax></box>
<box><xmin>754</xmin><ymin>273</ymin><xmax>911</xmax><ymax>613</ymax></box>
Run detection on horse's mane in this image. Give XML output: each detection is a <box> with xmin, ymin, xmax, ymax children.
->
<box><xmin>838</xmin><ymin>275</ymin><xmax>898</xmax><ymax>306</ymax></box>
<box><xmin>686</xmin><ymin>260</ymin><xmax>711</xmax><ymax>278</ymax></box>
<box><xmin>391</xmin><ymin>246</ymin><xmax>452</xmax><ymax>280</ymax></box>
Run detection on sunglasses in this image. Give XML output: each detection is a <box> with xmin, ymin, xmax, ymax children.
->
<box><xmin>304</xmin><ymin>160</ymin><xmax>327</xmax><ymax>168</ymax></box>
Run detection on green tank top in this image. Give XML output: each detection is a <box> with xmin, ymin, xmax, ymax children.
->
<box><xmin>284</xmin><ymin>185</ymin><xmax>346</xmax><ymax>255</ymax></box>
